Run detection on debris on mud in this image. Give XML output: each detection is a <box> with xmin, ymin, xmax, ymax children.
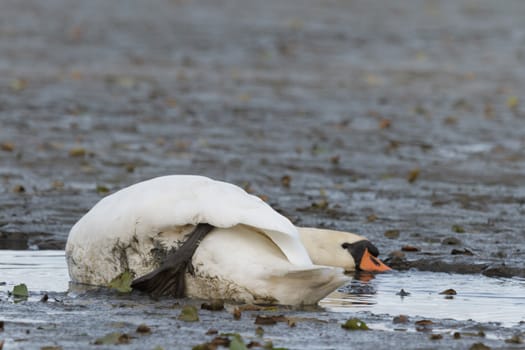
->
<box><xmin>341</xmin><ymin>318</ymin><xmax>370</xmax><ymax>331</ymax></box>
<box><xmin>178</xmin><ymin>305</ymin><xmax>199</xmax><ymax>322</ymax></box>
<box><xmin>201</xmin><ymin>300</ymin><xmax>225</xmax><ymax>311</ymax></box>
<box><xmin>12</xmin><ymin>283</ymin><xmax>29</xmax><ymax>298</ymax></box>
<box><xmin>136</xmin><ymin>324</ymin><xmax>151</xmax><ymax>334</ymax></box>
<box><xmin>93</xmin><ymin>332</ymin><xmax>130</xmax><ymax>345</ymax></box>
<box><xmin>439</xmin><ymin>289</ymin><xmax>457</xmax><ymax>295</ymax></box>
<box><xmin>396</xmin><ymin>289</ymin><xmax>410</xmax><ymax>297</ymax></box>
<box><xmin>107</xmin><ymin>271</ymin><xmax>133</xmax><ymax>293</ymax></box>
<box><xmin>393</xmin><ymin>315</ymin><xmax>409</xmax><ymax>324</ymax></box>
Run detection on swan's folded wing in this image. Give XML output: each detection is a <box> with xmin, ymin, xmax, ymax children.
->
<box><xmin>67</xmin><ymin>175</ymin><xmax>312</xmax><ymax>266</ymax></box>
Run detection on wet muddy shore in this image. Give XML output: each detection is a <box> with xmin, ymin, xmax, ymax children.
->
<box><xmin>1</xmin><ymin>0</ymin><xmax>525</xmax><ymax>348</ymax></box>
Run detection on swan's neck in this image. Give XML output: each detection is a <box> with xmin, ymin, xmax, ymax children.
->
<box><xmin>296</xmin><ymin>227</ymin><xmax>365</xmax><ymax>271</ymax></box>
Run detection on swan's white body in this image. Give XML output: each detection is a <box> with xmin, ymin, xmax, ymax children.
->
<box><xmin>66</xmin><ymin>175</ymin><xmax>348</xmax><ymax>305</ymax></box>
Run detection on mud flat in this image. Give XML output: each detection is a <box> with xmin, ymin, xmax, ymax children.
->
<box><xmin>1</xmin><ymin>0</ymin><xmax>525</xmax><ymax>348</ymax></box>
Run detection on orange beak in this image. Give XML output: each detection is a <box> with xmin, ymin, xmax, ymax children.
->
<box><xmin>359</xmin><ymin>248</ymin><xmax>391</xmax><ymax>272</ymax></box>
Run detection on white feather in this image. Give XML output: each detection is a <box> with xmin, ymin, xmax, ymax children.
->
<box><xmin>66</xmin><ymin>175</ymin><xmax>351</xmax><ymax>305</ymax></box>
<box><xmin>67</xmin><ymin>175</ymin><xmax>312</xmax><ymax>266</ymax></box>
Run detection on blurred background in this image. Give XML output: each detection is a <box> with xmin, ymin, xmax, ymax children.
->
<box><xmin>1</xmin><ymin>0</ymin><xmax>524</xmax><ymax>275</ymax></box>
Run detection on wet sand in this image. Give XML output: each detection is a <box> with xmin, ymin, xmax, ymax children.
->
<box><xmin>1</xmin><ymin>0</ymin><xmax>525</xmax><ymax>348</ymax></box>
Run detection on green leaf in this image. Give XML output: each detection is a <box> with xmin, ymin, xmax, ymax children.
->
<box><xmin>108</xmin><ymin>271</ymin><xmax>133</xmax><ymax>293</ymax></box>
<box><xmin>12</xmin><ymin>283</ymin><xmax>28</xmax><ymax>298</ymax></box>
<box><xmin>341</xmin><ymin>318</ymin><xmax>370</xmax><ymax>331</ymax></box>
<box><xmin>452</xmin><ymin>225</ymin><xmax>465</xmax><ymax>233</ymax></box>
<box><xmin>178</xmin><ymin>305</ymin><xmax>199</xmax><ymax>322</ymax></box>
<box><xmin>94</xmin><ymin>332</ymin><xmax>130</xmax><ymax>345</ymax></box>
<box><xmin>229</xmin><ymin>334</ymin><xmax>248</xmax><ymax>350</ymax></box>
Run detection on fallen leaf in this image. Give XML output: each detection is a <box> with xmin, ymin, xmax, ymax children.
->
<box><xmin>341</xmin><ymin>318</ymin><xmax>369</xmax><ymax>331</ymax></box>
<box><xmin>439</xmin><ymin>289</ymin><xmax>457</xmax><ymax>295</ymax></box>
<box><xmin>443</xmin><ymin>116</ymin><xmax>458</xmax><ymax>125</ymax></box>
<box><xmin>94</xmin><ymin>332</ymin><xmax>130</xmax><ymax>345</ymax></box>
<box><xmin>12</xmin><ymin>283</ymin><xmax>28</xmax><ymax>298</ymax></box>
<box><xmin>254</xmin><ymin>315</ymin><xmax>279</xmax><ymax>325</ymax></box>
<box><xmin>108</xmin><ymin>271</ymin><xmax>133</xmax><ymax>293</ymax></box>
<box><xmin>178</xmin><ymin>305</ymin><xmax>199</xmax><ymax>322</ymax></box>
<box><xmin>12</xmin><ymin>185</ymin><xmax>25</xmax><ymax>193</ymax></box>
<box><xmin>330</xmin><ymin>155</ymin><xmax>340</xmax><ymax>165</ymax></box>
<box><xmin>366</xmin><ymin>214</ymin><xmax>377</xmax><ymax>222</ymax></box>
<box><xmin>507</xmin><ymin>96</ymin><xmax>519</xmax><ymax>109</ymax></box>
<box><xmin>393</xmin><ymin>315</ymin><xmax>409</xmax><ymax>324</ymax></box>
<box><xmin>206</xmin><ymin>329</ymin><xmax>218</xmax><ymax>335</ymax></box>
<box><xmin>280</xmin><ymin>175</ymin><xmax>291</xmax><ymax>188</ymax></box>
<box><xmin>238</xmin><ymin>93</ymin><xmax>251</xmax><ymax>102</ymax></box>
<box><xmin>407</xmin><ymin>168</ymin><xmax>420</xmax><ymax>183</ymax></box>
<box><xmin>505</xmin><ymin>334</ymin><xmax>523</xmax><ymax>344</ymax></box>
<box><xmin>40</xmin><ymin>294</ymin><xmax>49</xmax><ymax>302</ymax></box>
<box><xmin>401</xmin><ymin>245</ymin><xmax>419</xmax><ymax>252</ymax></box>
<box><xmin>311</xmin><ymin>199</ymin><xmax>328</xmax><ymax>210</ymax></box>
<box><xmin>415</xmin><ymin>320</ymin><xmax>434</xmax><ymax>326</ymax></box>
<box><xmin>442</xmin><ymin>237</ymin><xmax>461</xmax><ymax>245</ymax></box>
<box><xmin>69</xmin><ymin>147</ymin><xmax>86</xmax><ymax>157</ymax></box>
<box><xmin>384</xmin><ymin>230</ymin><xmax>400</xmax><ymax>239</ymax></box>
<box><xmin>96</xmin><ymin>185</ymin><xmax>110</xmax><ymax>194</ymax></box>
<box><xmin>378</xmin><ymin>119</ymin><xmax>391</xmax><ymax>129</ymax></box>
<box><xmin>469</xmin><ymin>343</ymin><xmax>491</xmax><ymax>350</ymax></box>
<box><xmin>453</xmin><ymin>332</ymin><xmax>461</xmax><ymax>339</ymax></box>
<box><xmin>136</xmin><ymin>324</ymin><xmax>151</xmax><ymax>334</ymax></box>
<box><xmin>452</xmin><ymin>225</ymin><xmax>465</xmax><ymax>233</ymax></box>
<box><xmin>10</xmin><ymin>78</ymin><xmax>27</xmax><ymax>91</ymax></box>
<box><xmin>229</xmin><ymin>334</ymin><xmax>248</xmax><ymax>350</ymax></box>
<box><xmin>165</xmin><ymin>98</ymin><xmax>178</xmax><ymax>108</ymax></box>
<box><xmin>430</xmin><ymin>334</ymin><xmax>443</xmax><ymax>340</ymax></box>
<box><xmin>1</xmin><ymin>143</ymin><xmax>14</xmax><ymax>152</ymax></box>
<box><xmin>246</xmin><ymin>341</ymin><xmax>262</xmax><ymax>348</ymax></box>
<box><xmin>413</xmin><ymin>105</ymin><xmax>428</xmax><ymax>116</ymax></box>
<box><xmin>451</xmin><ymin>248</ymin><xmax>473</xmax><ymax>255</ymax></box>
<box><xmin>201</xmin><ymin>300</ymin><xmax>224</xmax><ymax>311</ymax></box>
<box><xmin>40</xmin><ymin>346</ymin><xmax>62</xmax><ymax>350</ymax></box>
<box><xmin>233</xmin><ymin>308</ymin><xmax>241</xmax><ymax>320</ymax></box>
<box><xmin>255</xmin><ymin>326</ymin><xmax>264</xmax><ymax>337</ymax></box>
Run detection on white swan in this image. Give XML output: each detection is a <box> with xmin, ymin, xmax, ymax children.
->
<box><xmin>66</xmin><ymin>175</ymin><xmax>389</xmax><ymax>305</ymax></box>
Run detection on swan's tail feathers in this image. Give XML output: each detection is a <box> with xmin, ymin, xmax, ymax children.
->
<box><xmin>131</xmin><ymin>223</ymin><xmax>214</xmax><ymax>298</ymax></box>
<box><xmin>270</xmin><ymin>266</ymin><xmax>349</xmax><ymax>305</ymax></box>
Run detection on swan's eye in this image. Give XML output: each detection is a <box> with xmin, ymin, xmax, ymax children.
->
<box><xmin>341</xmin><ymin>242</ymin><xmax>350</xmax><ymax>249</ymax></box>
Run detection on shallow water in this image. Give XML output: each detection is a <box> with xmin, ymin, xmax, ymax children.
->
<box><xmin>1</xmin><ymin>250</ymin><xmax>523</xmax><ymax>327</ymax></box>
<box><xmin>0</xmin><ymin>250</ymin><xmax>69</xmax><ymax>295</ymax></box>
<box><xmin>322</xmin><ymin>271</ymin><xmax>525</xmax><ymax>327</ymax></box>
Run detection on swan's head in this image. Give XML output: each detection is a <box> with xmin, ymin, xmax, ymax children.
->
<box><xmin>297</xmin><ymin>227</ymin><xmax>391</xmax><ymax>272</ymax></box>
<box><xmin>341</xmin><ymin>240</ymin><xmax>391</xmax><ymax>273</ymax></box>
